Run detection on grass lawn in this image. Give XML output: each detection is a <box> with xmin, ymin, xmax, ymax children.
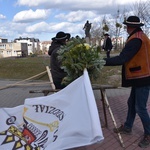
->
<box><xmin>0</xmin><ymin>56</ymin><xmax>50</xmax><ymax>80</ymax></box>
<box><xmin>0</xmin><ymin>56</ymin><xmax>122</xmax><ymax>86</ymax></box>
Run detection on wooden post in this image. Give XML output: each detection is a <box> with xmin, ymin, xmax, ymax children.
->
<box><xmin>101</xmin><ymin>89</ymin><xmax>125</xmax><ymax>148</ymax></box>
<box><xmin>46</xmin><ymin>66</ymin><xmax>56</xmax><ymax>90</ymax></box>
<box><xmin>0</xmin><ymin>70</ymin><xmax>47</xmax><ymax>90</ymax></box>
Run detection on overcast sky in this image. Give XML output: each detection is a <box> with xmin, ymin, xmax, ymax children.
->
<box><xmin>0</xmin><ymin>0</ymin><xmax>147</xmax><ymax>42</ymax></box>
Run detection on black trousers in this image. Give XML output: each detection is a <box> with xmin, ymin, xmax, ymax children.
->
<box><xmin>106</xmin><ymin>50</ymin><xmax>110</xmax><ymax>58</ymax></box>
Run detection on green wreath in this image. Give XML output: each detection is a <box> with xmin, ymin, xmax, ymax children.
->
<box><xmin>58</xmin><ymin>38</ymin><xmax>105</xmax><ymax>85</ymax></box>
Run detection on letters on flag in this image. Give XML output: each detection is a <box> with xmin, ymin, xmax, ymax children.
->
<box><xmin>0</xmin><ymin>69</ymin><xmax>104</xmax><ymax>150</ymax></box>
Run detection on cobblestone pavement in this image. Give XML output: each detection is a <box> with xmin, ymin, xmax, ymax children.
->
<box><xmin>0</xmin><ymin>79</ymin><xmax>150</xmax><ymax>150</ymax></box>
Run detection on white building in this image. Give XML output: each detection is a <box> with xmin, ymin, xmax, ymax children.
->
<box><xmin>0</xmin><ymin>42</ymin><xmax>28</xmax><ymax>58</ymax></box>
<box><xmin>40</xmin><ymin>41</ymin><xmax>51</xmax><ymax>55</ymax></box>
<box><xmin>0</xmin><ymin>38</ymin><xmax>8</xmax><ymax>43</ymax></box>
<box><xmin>14</xmin><ymin>37</ymin><xmax>40</xmax><ymax>55</ymax></box>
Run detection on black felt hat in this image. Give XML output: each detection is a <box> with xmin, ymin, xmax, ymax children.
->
<box><xmin>123</xmin><ymin>16</ymin><xmax>144</xmax><ymax>27</ymax></box>
<box><xmin>104</xmin><ymin>33</ymin><xmax>109</xmax><ymax>36</ymax></box>
<box><xmin>52</xmin><ymin>31</ymin><xmax>71</xmax><ymax>41</ymax></box>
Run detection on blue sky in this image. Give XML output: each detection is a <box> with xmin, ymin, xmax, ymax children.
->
<box><xmin>0</xmin><ymin>0</ymin><xmax>146</xmax><ymax>42</ymax></box>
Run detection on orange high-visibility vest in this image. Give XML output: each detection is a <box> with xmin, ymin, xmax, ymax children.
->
<box><xmin>125</xmin><ymin>31</ymin><xmax>150</xmax><ymax>79</ymax></box>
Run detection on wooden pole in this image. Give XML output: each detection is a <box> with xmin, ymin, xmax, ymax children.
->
<box><xmin>101</xmin><ymin>89</ymin><xmax>125</xmax><ymax>148</ymax></box>
<box><xmin>46</xmin><ymin>66</ymin><xmax>56</xmax><ymax>90</ymax></box>
<box><xmin>0</xmin><ymin>70</ymin><xmax>47</xmax><ymax>90</ymax></box>
<box><xmin>7</xmin><ymin>82</ymin><xmax>51</xmax><ymax>86</ymax></box>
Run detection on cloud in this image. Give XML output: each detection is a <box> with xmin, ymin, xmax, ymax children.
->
<box><xmin>2</xmin><ymin>0</ymin><xmax>147</xmax><ymax>42</ymax></box>
<box><xmin>26</xmin><ymin>22</ymin><xmax>50</xmax><ymax>33</ymax></box>
<box><xmin>25</xmin><ymin>21</ymin><xmax>82</xmax><ymax>34</ymax></box>
<box><xmin>55</xmin><ymin>10</ymin><xmax>97</xmax><ymax>22</ymax></box>
<box><xmin>16</xmin><ymin>0</ymin><xmax>136</xmax><ymax>17</ymax></box>
<box><xmin>0</xmin><ymin>22</ymin><xmax>21</xmax><ymax>39</ymax></box>
<box><xmin>16</xmin><ymin>0</ymin><xmax>134</xmax><ymax>10</ymax></box>
<box><xmin>13</xmin><ymin>9</ymin><xmax>51</xmax><ymax>23</ymax></box>
<box><xmin>0</xmin><ymin>14</ymin><xmax>6</xmax><ymax>19</ymax></box>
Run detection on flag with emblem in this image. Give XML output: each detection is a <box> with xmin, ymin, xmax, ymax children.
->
<box><xmin>0</xmin><ymin>69</ymin><xmax>104</xmax><ymax>150</ymax></box>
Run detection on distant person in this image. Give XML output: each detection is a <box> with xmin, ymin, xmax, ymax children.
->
<box><xmin>48</xmin><ymin>31</ymin><xmax>71</xmax><ymax>89</ymax></box>
<box><xmin>104</xmin><ymin>16</ymin><xmax>150</xmax><ymax>148</ymax></box>
<box><xmin>102</xmin><ymin>33</ymin><xmax>113</xmax><ymax>58</ymax></box>
<box><xmin>83</xmin><ymin>20</ymin><xmax>92</xmax><ymax>38</ymax></box>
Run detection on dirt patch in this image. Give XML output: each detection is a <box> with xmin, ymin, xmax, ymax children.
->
<box><xmin>107</xmin><ymin>74</ymin><xmax>121</xmax><ymax>86</ymax></box>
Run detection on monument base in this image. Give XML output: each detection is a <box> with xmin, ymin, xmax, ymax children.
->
<box><xmin>85</xmin><ymin>37</ymin><xmax>90</xmax><ymax>44</ymax></box>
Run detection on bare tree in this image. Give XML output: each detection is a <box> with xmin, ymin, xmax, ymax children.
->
<box><xmin>102</xmin><ymin>16</ymin><xmax>109</xmax><ymax>33</ymax></box>
<box><xmin>132</xmin><ymin>0</ymin><xmax>150</xmax><ymax>25</ymax></box>
<box><xmin>90</xmin><ymin>19</ymin><xmax>106</xmax><ymax>46</ymax></box>
<box><xmin>131</xmin><ymin>0</ymin><xmax>150</xmax><ymax>35</ymax></box>
<box><xmin>89</xmin><ymin>9</ymin><xmax>128</xmax><ymax>48</ymax></box>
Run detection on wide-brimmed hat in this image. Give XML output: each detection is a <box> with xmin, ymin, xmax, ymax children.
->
<box><xmin>104</xmin><ymin>33</ymin><xmax>109</xmax><ymax>36</ymax></box>
<box><xmin>123</xmin><ymin>16</ymin><xmax>144</xmax><ymax>27</ymax></box>
<box><xmin>52</xmin><ymin>31</ymin><xmax>71</xmax><ymax>41</ymax></box>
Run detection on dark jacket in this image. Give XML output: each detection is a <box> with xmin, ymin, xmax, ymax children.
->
<box><xmin>103</xmin><ymin>37</ymin><xmax>112</xmax><ymax>51</ymax></box>
<box><xmin>48</xmin><ymin>40</ymin><xmax>67</xmax><ymax>89</ymax></box>
<box><xmin>104</xmin><ymin>28</ymin><xmax>150</xmax><ymax>87</ymax></box>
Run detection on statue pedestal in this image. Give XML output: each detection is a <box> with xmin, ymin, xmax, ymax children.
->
<box><xmin>85</xmin><ymin>37</ymin><xmax>90</xmax><ymax>44</ymax></box>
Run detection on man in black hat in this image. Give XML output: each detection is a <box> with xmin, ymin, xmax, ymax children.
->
<box><xmin>104</xmin><ymin>16</ymin><xmax>150</xmax><ymax>148</ymax></box>
<box><xmin>102</xmin><ymin>33</ymin><xmax>113</xmax><ymax>58</ymax></box>
<box><xmin>48</xmin><ymin>31</ymin><xmax>71</xmax><ymax>89</ymax></box>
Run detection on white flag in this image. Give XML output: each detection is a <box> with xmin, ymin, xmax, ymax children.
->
<box><xmin>0</xmin><ymin>69</ymin><xmax>104</xmax><ymax>150</ymax></box>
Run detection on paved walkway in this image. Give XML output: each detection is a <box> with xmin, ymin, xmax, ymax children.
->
<box><xmin>0</xmin><ymin>79</ymin><xmax>150</xmax><ymax>150</ymax></box>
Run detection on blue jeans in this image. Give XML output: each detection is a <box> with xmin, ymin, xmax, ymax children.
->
<box><xmin>124</xmin><ymin>86</ymin><xmax>150</xmax><ymax>135</ymax></box>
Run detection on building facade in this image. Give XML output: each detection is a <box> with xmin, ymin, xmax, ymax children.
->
<box><xmin>40</xmin><ymin>41</ymin><xmax>51</xmax><ymax>55</ymax></box>
<box><xmin>0</xmin><ymin>42</ymin><xmax>27</xmax><ymax>58</ymax></box>
<box><xmin>14</xmin><ymin>37</ymin><xmax>40</xmax><ymax>55</ymax></box>
<box><xmin>0</xmin><ymin>37</ymin><xmax>51</xmax><ymax>58</ymax></box>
